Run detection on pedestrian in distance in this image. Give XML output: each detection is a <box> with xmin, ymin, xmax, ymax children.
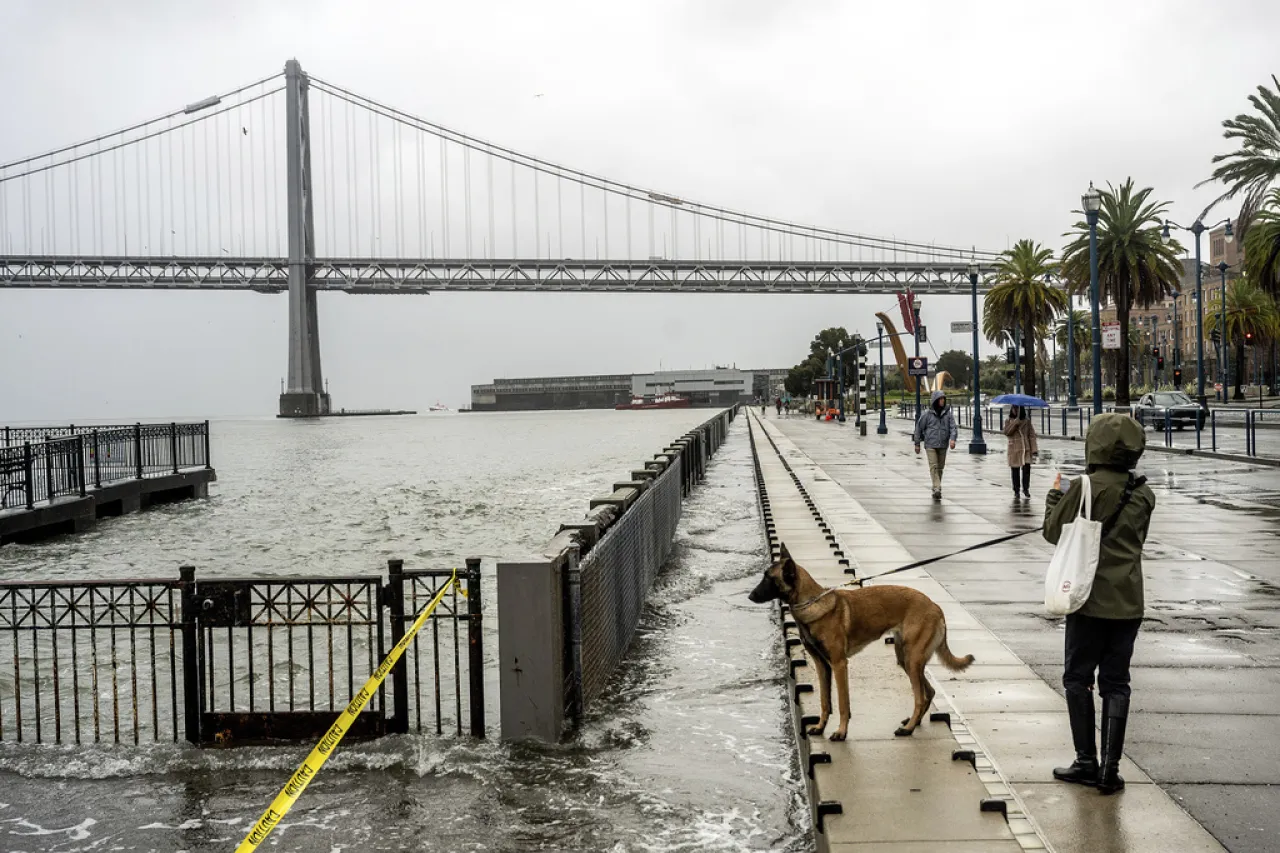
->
<box><xmin>1002</xmin><ymin>405</ymin><xmax>1039</xmax><ymax>499</ymax></box>
<box><xmin>1044</xmin><ymin>413</ymin><xmax>1155</xmax><ymax>795</ymax></box>
<box><xmin>775</xmin><ymin>396</ymin><xmax>782</xmax><ymax>417</ymax></box>
<box><xmin>913</xmin><ymin>390</ymin><xmax>957</xmax><ymax>500</ymax></box>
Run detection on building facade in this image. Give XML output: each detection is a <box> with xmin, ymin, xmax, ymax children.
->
<box><xmin>471</xmin><ymin>367</ymin><xmax>789</xmax><ymax>411</ymax></box>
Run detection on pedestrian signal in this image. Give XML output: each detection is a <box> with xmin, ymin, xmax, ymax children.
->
<box><xmin>1173</xmin><ymin>367</ymin><xmax>1183</xmax><ymax>385</ymax></box>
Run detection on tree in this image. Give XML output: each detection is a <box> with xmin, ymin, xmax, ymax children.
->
<box><xmin>1061</xmin><ymin>179</ymin><xmax>1183</xmax><ymax>406</ymax></box>
<box><xmin>1245</xmin><ymin>187</ymin><xmax>1280</xmax><ymax>393</ymax></box>
<box><xmin>1054</xmin><ymin>309</ymin><xmax>1091</xmax><ymax>399</ymax></box>
<box><xmin>982</xmin><ymin>239</ymin><xmax>1065</xmax><ymax>397</ymax></box>
<box><xmin>1205</xmin><ymin>278</ymin><xmax>1280</xmax><ymax>400</ymax></box>
<box><xmin>785</xmin><ymin>326</ymin><xmax>866</xmax><ymax>397</ymax></box>
<box><xmin>1198</xmin><ymin>75</ymin><xmax>1280</xmax><ymax>240</ymax></box>
<box><xmin>935</xmin><ymin>350</ymin><xmax>974</xmax><ymax>389</ymax></box>
<box><xmin>980</xmin><ymin>355</ymin><xmax>1012</xmax><ymax>394</ymax></box>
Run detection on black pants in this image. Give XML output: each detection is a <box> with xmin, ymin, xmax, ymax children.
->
<box><xmin>1063</xmin><ymin>613</ymin><xmax>1142</xmax><ymax>699</ymax></box>
<box><xmin>1010</xmin><ymin>464</ymin><xmax>1030</xmax><ymax>492</ymax></box>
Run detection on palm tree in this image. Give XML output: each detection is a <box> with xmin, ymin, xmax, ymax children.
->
<box><xmin>982</xmin><ymin>240</ymin><xmax>1064</xmax><ymax>397</ymax></box>
<box><xmin>1060</xmin><ymin>179</ymin><xmax>1183</xmax><ymax>406</ymax></box>
<box><xmin>1205</xmin><ymin>278</ymin><xmax>1280</xmax><ymax>400</ymax></box>
<box><xmin>1246</xmin><ymin>187</ymin><xmax>1280</xmax><ymax>393</ymax></box>
<box><xmin>1197</xmin><ymin>75</ymin><xmax>1280</xmax><ymax>239</ymax></box>
<box><xmin>1054</xmin><ymin>309</ymin><xmax>1091</xmax><ymax>399</ymax></box>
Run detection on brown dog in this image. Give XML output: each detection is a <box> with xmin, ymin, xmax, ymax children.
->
<box><xmin>749</xmin><ymin>544</ymin><xmax>974</xmax><ymax>740</ymax></box>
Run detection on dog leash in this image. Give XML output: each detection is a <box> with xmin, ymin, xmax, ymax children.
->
<box><xmin>842</xmin><ymin>526</ymin><xmax>1045</xmax><ymax>588</ymax></box>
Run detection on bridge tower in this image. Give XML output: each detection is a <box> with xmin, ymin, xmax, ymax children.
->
<box><xmin>278</xmin><ymin>59</ymin><xmax>331</xmax><ymax>418</ymax></box>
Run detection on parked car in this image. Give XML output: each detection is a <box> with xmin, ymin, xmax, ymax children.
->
<box><xmin>1133</xmin><ymin>391</ymin><xmax>1206</xmax><ymax>430</ymax></box>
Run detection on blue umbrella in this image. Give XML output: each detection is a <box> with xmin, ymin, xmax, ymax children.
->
<box><xmin>990</xmin><ymin>393</ymin><xmax>1049</xmax><ymax>409</ymax></box>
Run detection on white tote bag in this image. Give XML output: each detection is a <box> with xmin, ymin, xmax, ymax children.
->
<box><xmin>1044</xmin><ymin>475</ymin><xmax>1101</xmax><ymax>616</ymax></box>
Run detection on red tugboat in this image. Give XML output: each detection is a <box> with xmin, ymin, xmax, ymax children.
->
<box><xmin>615</xmin><ymin>391</ymin><xmax>692</xmax><ymax>410</ymax></box>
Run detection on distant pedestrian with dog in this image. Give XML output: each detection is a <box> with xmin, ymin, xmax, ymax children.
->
<box><xmin>913</xmin><ymin>390</ymin><xmax>957</xmax><ymax>499</ymax></box>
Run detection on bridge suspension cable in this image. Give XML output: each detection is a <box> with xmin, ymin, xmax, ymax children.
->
<box><xmin>308</xmin><ymin>75</ymin><xmax>1000</xmax><ymax>264</ymax></box>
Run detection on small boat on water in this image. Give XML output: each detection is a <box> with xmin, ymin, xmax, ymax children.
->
<box><xmin>615</xmin><ymin>392</ymin><xmax>692</xmax><ymax>411</ymax></box>
<box><xmin>428</xmin><ymin>401</ymin><xmax>451</xmax><ymax>412</ymax></box>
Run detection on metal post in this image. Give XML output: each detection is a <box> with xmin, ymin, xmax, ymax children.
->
<box><xmin>179</xmin><ymin>565</ymin><xmax>202</xmax><ymax>745</ymax></box>
<box><xmin>44</xmin><ymin>438</ymin><xmax>54</xmax><ymax>500</ymax></box>
<box><xmin>837</xmin><ymin>354</ymin><xmax>846</xmax><ymax>422</ymax></box>
<box><xmin>1220</xmin><ymin>263</ymin><xmax>1230</xmax><ymax>402</ymax></box>
<box><xmin>465</xmin><ymin>557</ymin><xmax>485</xmax><ymax>738</ymax></box>
<box><xmin>203</xmin><ymin>420</ymin><xmax>212</xmax><ymax>470</ymax></box>
<box><xmin>564</xmin><ymin>547</ymin><xmax>583</xmax><ymax>728</ymax></box>
<box><xmin>1193</xmin><ymin>223</ymin><xmax>1206</xmax><ymax>406</ymax></box>
<box><xmin>385</xmin><ymin>559</ymin><xmax>409</xmax><ymax>735</ymax></box>
<box><xmin>1013</xmin><ymin>325</ymin><xmax>1023</xmax><ymax>394</ymax></box>
<box><xmin>877</xmin><ymin>329</ymin><xmax>888</xmax><ymax>435</ymax></box>
<box><xmin>914</xmin><ymin>303</ymin><xmax>922</xmax><ymax>421</ymax></box>
<box><xmin>23</xmin><ymin>442</ymin><xmax>34</xmax><ymax>510</ymax></box>
<box><xmin>1068</xmin><ymin>295</ymin><xmax>1078</xmax><ymax>408</ymax></box>
<box><xmin>1087</xmin><ymin>207</ymin><xmax>1103</xmax><ymax>415</ymax></box>
<box><xmin>968</xmin><ymin>270</ymin><xmax>986</xmax><ymax>454</ymax></box>
<box><xmin>75</xmin><ymin>435</ymin><xmax>86</xmax><ymax>497</ymax></box>
<box><xmin>134</xmin><ymin>423</ymin><xmax>144</xmax><ymax>479</ymax></box>
<box><xmin>92</xmin><ymin>429</ymin><xmax>101</xmax><ymax>489</ymax></box>
<box><xmin>170</xmin><ymin>423</ymin><xmax>179</xmax><ymax>474</ymax></box>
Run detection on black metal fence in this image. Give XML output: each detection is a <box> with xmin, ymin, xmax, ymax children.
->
<box><xmin>0</xmin><ymin>422</ymin><xmax>211</xmax><ymax>511</ymax></box>
<box><xmin>498</xmin><ymin>406</ymin><xmax>737</xmax><ymax>741</ymax></box>
<box><xmin>0</xmin><ymin>560</ymin><xmax>484</xmax><ymax>746</ymax></box>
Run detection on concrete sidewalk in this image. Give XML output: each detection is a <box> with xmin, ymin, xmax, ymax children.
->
<box><xmin>761</xmin><ymin>411</ymin><xmax>1258</xmax><ymax>853</ymax></box>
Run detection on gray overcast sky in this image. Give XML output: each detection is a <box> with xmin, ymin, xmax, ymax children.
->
<box><xmin>3</xmin><ymin>0</ymin><xmax>1278</xmax><ymax>420</ymax></box>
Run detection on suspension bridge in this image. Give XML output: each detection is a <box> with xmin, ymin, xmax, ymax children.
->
<box><xmin>1</xmin><ymin>60</ymin><xmax>1001</xmax><ymax>417</ymax></box>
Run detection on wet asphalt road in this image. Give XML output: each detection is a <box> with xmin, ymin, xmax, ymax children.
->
<box><xmin>777</xmin><ymin>415</ymin><xmax>1280</xmax><ymax>853</ymax></box>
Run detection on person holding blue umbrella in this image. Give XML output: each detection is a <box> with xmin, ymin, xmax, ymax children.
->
<box><xmin>993</xmin><ymin>394</ymin><xmax>1047</xmax><ymax>499</ymax></box>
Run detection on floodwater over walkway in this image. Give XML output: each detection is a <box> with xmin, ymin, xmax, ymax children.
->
<box><xmin>0</xmin><ymin>412</ymin><xmax>805</xmax><ymax>852</ymax></box>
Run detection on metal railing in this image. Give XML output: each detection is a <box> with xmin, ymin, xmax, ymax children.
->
<box><xmin>0</xmin><ymin>422</ymin><xmax>211</xmax><ymax>511</ymax></box>
<box><xmin>0</xmin><ymin>559</ymin><xmax>484</xmax><ymax>745</ymax></box>
<box><xmin>497</xmin><ymin>406</ymin><xmax>737</xmax><ymax>742</ymax></box>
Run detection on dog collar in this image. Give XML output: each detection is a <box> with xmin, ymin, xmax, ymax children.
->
<box><xmin>791</xmin><ymin>587</ymin><xmax>837</xmax><ymax>612</ymax></box>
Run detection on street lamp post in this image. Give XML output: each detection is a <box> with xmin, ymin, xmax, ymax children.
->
<box><xmin>1162</xmin><ymin>217</ymin><xmax>1233</xmax><ymax>407</ymax></box>
<box><xmin>1219</xmin><ymin>261</ymin><xmax>1231</xmax><ymax>401</ymax></box>
<box><xmin>1083</xmin><ymin>183</ymin><xmax>1103</xmax><ymax>415</ymax></box>
<box><xmin>1013</xmin><ymin>326</ymin><xmax>1023</xmax><ymax>394</ymax></box>
<box><xmin>876</xmin><ymin>321</ymin><xmax>888</xmax><ymax>435</ymax></box>
<box><xmin>1067</xmin><ymin>290</ymin><xmax>1078</xmax><ymax>408</ymax></box>
<box><xmin>968</xmin><ymin>260</ymin><xmax>986</xmax><ymax>454</ymax></box>
<box><xmin>1149</xmin><ymin>315</ymin><xmax>1158</xmax><ymax>388</ymax></box>
<box><xmin>913</xmin><ymin>297</ymin><xmax>923</xmax><ymax>420</ymax></box>
<box><xmin>837</xmin><ymin>339</ymin><xmax>847</xmax><ymax>422</ymax></box>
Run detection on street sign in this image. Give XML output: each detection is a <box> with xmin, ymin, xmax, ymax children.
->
<box><xmin>1214</xmin><ymin>383</ymin><xmax>1224</xmax><ymax>392</ymax></box>
<box><xmin>908</xmin><ymin>357</ymin><xmax>929</xmax><ymax>377</ymax></box>
<box><xmin>950</xmin><ymin>321</ymin><xmax>974</xmax><ymax>334</ymax></box>
<box><xmin>1102</xmin><ymin>322</ymin><xmax>1122</xmax><ymax>350</ymax></box>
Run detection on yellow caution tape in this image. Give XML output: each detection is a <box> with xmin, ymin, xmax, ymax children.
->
<box><xmin>235</xmin><ymin>569</ymin><xmax>464</xmax><ymax>853</ymax></box>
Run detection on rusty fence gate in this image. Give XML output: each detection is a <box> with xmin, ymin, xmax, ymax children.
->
<box><xmin>0</xmin><ymin>559</ymin><xmax>484</xmax><ymax>746</ymax></box>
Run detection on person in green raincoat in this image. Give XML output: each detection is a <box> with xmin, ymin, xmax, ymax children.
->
<box><xmin>1042</xmin><ymin>413</ymin><xmax>1156</xmax><ymax>795</ymax></box>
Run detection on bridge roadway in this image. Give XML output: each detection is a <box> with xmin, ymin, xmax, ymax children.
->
<box><xmin>747</xmin><ymin>411</ymin><xmax>1226</xmax><ymax>853</ymax></box>
<box><xmin>0</xmin><ymin>255</ymin><xmax>991</xmax><ymax>294</ymax></box>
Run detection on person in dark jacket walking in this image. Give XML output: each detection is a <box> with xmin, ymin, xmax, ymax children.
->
<box><xmin>1043</xmin><ymin>413</ymin><xmax>1155</xmax><ymax>795</ymax></box>
<box><xmin>913</xmin><ymin>390</ymin><xmax>958</xmax><ymax>499</ymax></box>
<box><xmin>1002</xmin><ymin>405</ymin><xmax>1039</xmax><ymax>499</ymax></box>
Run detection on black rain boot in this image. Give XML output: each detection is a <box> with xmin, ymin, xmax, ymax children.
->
<box><xmin>1011</xmin><ymin>469</ymin><xmax>1022</xmax><ymax>499</ymax></box>
<box><xmin>1053</xmin><ymin>690</ymin><xmax>1099</xmax><ymax>785</ymax></box>
<box><xmin>1097</xmin><ymin>694</ymin><xmax>1130</xmax><ymax>794</ymax></box>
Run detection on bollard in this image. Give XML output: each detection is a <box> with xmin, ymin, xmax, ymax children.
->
<box><xmin>465</xmin><ymin>557</ymin><xmax>486</xmax><ymax>738</ymax></box>
<box><xmin>385</xmin><ymin>559</ymin><xmax>410</xmax><ymax>735</ymax></box>
<box><xmin>179</xmin><ymin>565</ymin><xmax>202</xmax><ymax>745</ymax></box>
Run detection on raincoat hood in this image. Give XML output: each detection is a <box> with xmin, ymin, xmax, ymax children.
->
<box><xmin>1085</xmin><ymin>413</ymin><xmax>1146</xmax><ymax>470</ymax></box>
<box><xmin>930</xmin><ymin>390</ymin><xmax>947</xmax><ymax>407</ymax></box>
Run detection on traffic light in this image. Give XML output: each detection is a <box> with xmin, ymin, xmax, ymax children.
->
<box><xmin>1152</xmin><ymin>346</ymin><xmax>1160</xmax><ymax>358</ymax></box>
<box><xmin>1174</xmin><ymin>367</ymin><xmax>1183</xmax><ymax>385</ymax></box>
<box><xmin>1158</xmin><ymin>355</ymin><xmax>1165</xmax><ymax>370</ymax></box>
<box><xmin>918</xmin><ymin>326</ymin><xmax>928</xmax><ymax>344</ymax></box>
<box><xmin>1006</xmin><ymin>347</ymin><xmax>1017</xmax><ymax>364</ymax></box>
<box><xmin>1245</xmin><ymin>331</ymin><xmax>1255</xmax><ymax>347</ymax></box>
